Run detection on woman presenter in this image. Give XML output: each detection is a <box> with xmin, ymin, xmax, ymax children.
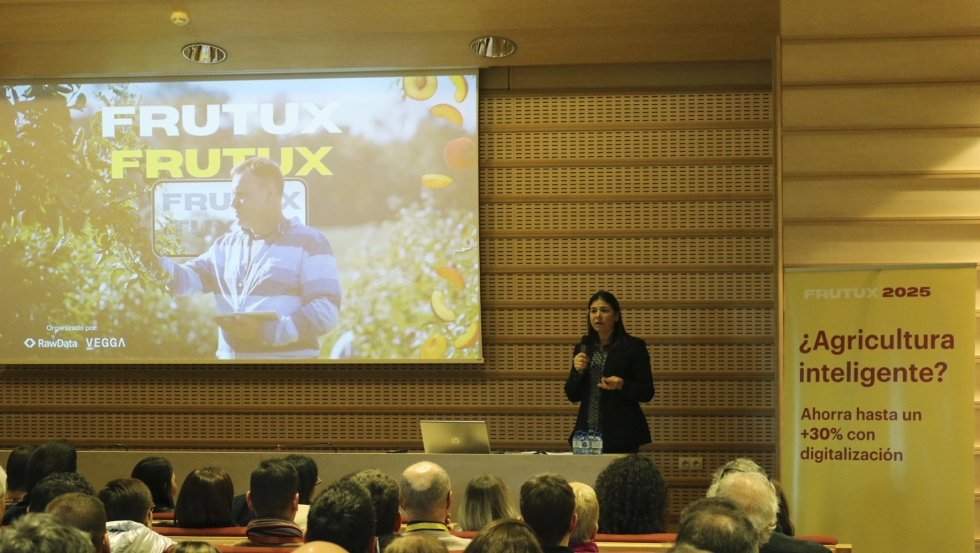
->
<box><xmin>564</xmin><ymin>291</ymin><xmax>655</xmax><ymax>454</ymax></box>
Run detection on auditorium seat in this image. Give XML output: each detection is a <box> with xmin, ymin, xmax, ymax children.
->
<box><xmin>152</xmin><ymin>512</ymin><xmax>175</xmax><ymax>521</ymax></box>
<box><xmin>594</xmin><ymin>534</ymin><xmax>677</xmax><ymax>543</ymax></box>
<box><xmin>155</xmin><ymin>526</ymin><xmax>247</xmax><ymax>537</ymax></box>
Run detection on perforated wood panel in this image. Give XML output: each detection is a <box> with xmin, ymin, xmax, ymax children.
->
<box><xmin>0</xmin><ymin>89</ymin><xmax>776</xmax><ymax>522</ymax></box>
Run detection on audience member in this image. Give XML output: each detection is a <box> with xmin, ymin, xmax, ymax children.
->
<box><xmin>306</xmin><ymin>479</ymin><xmax>377</xmax><ymax>553</ymax></box>
<box><xmin>29</xmin><ymin>472</ymin><xmax>95</xmax><ymax>514</ymax></box>
<box><xmin>457</xmin><ymin>474</ymin><xmax>518</xmax><ymax>532</ymax></box>
<box><xmin>706</xmin><ymin>458</ymin><xmax>767</xmax><ymax>497</ymax></box>
<box><xmin>232</xmin><ymin>454</ymin><xmax>319</xmax><ymax>527</ymax></box>
<box><xmin>294</xmin><ymin>542</ymin><xmax>354</xmax><ymax>553</ymax></box>
<box><xmin>385</xmin><ymin>533</ymin><xmax>449</xmax><ymax>553</ymax></box>
<box><xmin>0</xmin><ymin>465</ymin><xmax>7</xmax><ymax>520</ymax></box>
<box><xmin>287</xmin><ymin>455</ymin><xmax>321</xmax><ymax>505</ymax></box>
<box><xmin>5</xmin><ymin>445</ymin><xmax>35</xmax><ymax>505</ymax></box>
<box><xmin>665</xmin><ymin>545</ymin><xmax>713</xmax><ymax>553</ymax></box>
<box><xmin>46</xmin><ymin>492</ymin><xmax>111</xmax><ymax>553</ymax></box>
<box><xmin>174</xmin><ymin>466</ymin><xmax>236</xmax><ymax>528</ymax></box>
<box><xmin>131</xmin><ymin>457</ymin><xmax>177</xmax><ymax>514</ymax></box>
<box><xmin>399</xmin><ymin>461</ymin><xmax>470</xmax><ymax>550</ymax></box>
<box><xmin>462</xmin><ymin>519</ymin><xmax>543</xmax><ymax>553</ymax></box>
<box><xmin>709</xmin><ymin>472</ymin><xmax>829</xmax><ymax>553</ymax></box>
<box><xmin>99</xmin><ymin>478</ymin><xmax>176</xmax><ymax>553</ymax></box>
<box><xmin>771</xmin><ymin>480</ymin><xmax>793</xmax><ymax>537</ymax></box>
<box><xmin>346</xmin><ymin>469</ymin><xmax>402</xmax><ymax>551</ymax></box>
<box><xmin>568</xmin><ymin>483</ymin><xmax>599</xmax><ymax>553</ymax></box>
<box><xmin>240</xmin><ymin>459</ymin><xmax>304</xmax><ymax>546</ymax></box>
<box><xmin>675</xmin><ymin>497</ymin><xmax>759</xmax><ymax>553</ymax></box>
<box><xmin>0</xmin><ymin>512</ymin><xmax>95</xmax><ymax>553</ymax></box>
<box><xmin>169</xmin><ymin>543</ymin><xmax>221</xmax><ymax>553</ymax></box>
<box><xmin>519</xmin><ymin>473</ymin><xmax>577</xmax><ymax>553</ymax></box>
<box><xmin>594</xmin><ymin>455</ymin><xmax>669</xmax><ymax>534</ymax></box>
<box><xmin>3</xmin><ymin>439</ymin><xmax>77</xmax><ymax>525</ymax></box>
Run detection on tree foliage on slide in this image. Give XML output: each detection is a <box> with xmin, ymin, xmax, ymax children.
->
<box><xmin>0</xmin><ymin>84</ymin><xmax>215</xmax><ymax>358</ymax></box>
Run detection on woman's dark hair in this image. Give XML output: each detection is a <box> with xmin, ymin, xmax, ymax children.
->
<box><xmin>586</xmin><ymin>291</ymin><xmax>627</xmax><ymax>347</ymax></box>
<box><xmin>131</xmin><ymin>457</ymin><xmax>176</xmax><ymax>512</ymax></box>
<box><xmin>772</xmin><ymin>479</ymin><xmax>794</xmax><ymax>536</ymax></box>
<box><xmin>594</xmin><ymin>455</ymin><xmax>669</xmax><ymax>534</ymax></box>
<box><xmin>457</xmin><ymin>474</ymin><xmax>518</xmax><ymax>531</ymax></box>
<box><xmin>284</xmin><ymin>454</ymin><xmax>318</xmax><ymax>504</ymax></box>
<box><xmin>462</xmin><ymin>519</ymin><xmax>543</xmax><ymax>553</ymax></box>
<box><xmin>6</xmin><ymin>445</ymin><xmax>36</xmax><ymax>492</ymax></box>
<box><xmin>174</xmin><ymin>467</ymin><xmax>236</xmax><ymax>528</ymax></box>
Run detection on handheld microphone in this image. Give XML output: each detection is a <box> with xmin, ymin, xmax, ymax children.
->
<box><xmin>574</xmin><ymin>335</ymin><xmax>592</xmax><ymax>357</ymax></box>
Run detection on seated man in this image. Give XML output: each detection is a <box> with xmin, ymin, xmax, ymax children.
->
<box><xmin>99</xmin><ymin>478</ymin><xmax>176</xmax><ymax>553</ymax></box>
<box><xmin>232</xmin><ymin>454</ymin><xmax>318</xmax><ymax>527</ymax></box>
<box><xmin>399</xmin><ymin>462</ymin><xmax>469</xmax><ymax>550</ymax></box>
<box><xmin>345</xmin><ymin>469</ymin><xmax>402</xmax><ymax>551</ymax></box>
<box><xmin>306</xmin><ymin>479</ymin><xmax>377</xmax><ymax>553</ymax></box>
<box><xmin>5</xmin><ymin>445</ymin><xmax>35</xmax><ymax>506</ymax></box>
<box><xmin>519</xmin><ymin>474</ymin><xmax>578</xmax><ymax>553</ymax></box>
<box><xmin>240</xmin><ymin>459</ymin><xmax>304</xmax><ymax>546</ymax></box>
<box><xmin>46</xmin><ymin>492</ymin><xmax>112</xmax><ymax>553</ymax></box>
<box><xmin>0</xmin><ymin>512</ymin><xmax>96</xmax><ymax>553</ymax></box>
<box><xmin>384</xmin><ymin>533</ymin><xmax>448</xmax><ymax>553</ymax></box>
<box><xmin>676</xmin><ymin>497</ymin><xmax>759</xmax><ymax>553</ymax></box>
<box><xmin>29</xmin><ymin>472</ymin><xmax>95</xmax><ymax>514</ymax></box>
<box><xmin>3</xmin><ymin>439</ymin><xmax>77</xmax><ymax>525</ymax></box>
<box><xmin>709</xmin><ymin>472</ymin><xmax>830</xmax><ymax>553</ymax></box>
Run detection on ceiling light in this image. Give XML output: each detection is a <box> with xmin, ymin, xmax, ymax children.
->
<box><xmin>182</xmin><ymin>43</ymin><xmax>228</xmax><ymax>64</ymax></box>
<box><xmin>470</xmin><ymin>36</ymin><xmax>516</xmax><ymax>59</ymax></box>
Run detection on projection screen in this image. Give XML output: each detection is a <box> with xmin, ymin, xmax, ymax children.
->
<box><xmin>0</xmin><ymin>74</ymin><xmax>481</xmax><ymax>362</ymax></box>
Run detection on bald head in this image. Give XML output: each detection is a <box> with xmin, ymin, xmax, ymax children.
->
<box><xmin>709</xmin><ymin>472</ymin><xmax>777</xmax><ymax>546</ymax></box>
<box><xmin>399</xmin><ymin>462</ymin><xmax>451</xmax><ymax>522</ymax></box>
<box><xmin>294</xmin><ymin>541</ymin><xmax>354</xmax><ymax>553</ymax></box>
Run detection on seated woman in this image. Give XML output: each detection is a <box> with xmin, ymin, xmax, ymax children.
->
<box><xmin>174</xmin><ymin>466</ymin><xmax>237</xmax><ymax>528</ymax></box>
<box><xmin>594</xmin><ymin>455</ymin><xmax>669</xmax><ymax>534</ymax></box>
<box><xmin>457</xmin><ymin>474</ymin><xmax>518</xmax><ymax>532</ymax></box>
<box><xmin>463</xmin><ymin>519</ymin><xmax>542</xmax><ymax>553</ymax></box>
<box><xmin>568</xmin><ymin>482</ymin><xmax>599</xmax><ymax>552</ymax></box>
<box><xmin>131</xmin><ymin>456</ymin><xmax>177</xmax><ymax>513</ymax></box>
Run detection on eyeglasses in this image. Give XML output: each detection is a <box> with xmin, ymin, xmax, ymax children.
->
<box><xmin>315</xmin><ymin>477</ymin><xmax>322</xmax><ymax>486</ymax></box>
<box><xmin>720</xmin><ymin>467</ymin><xmax>771</xmax><ymax>482</ymax></box>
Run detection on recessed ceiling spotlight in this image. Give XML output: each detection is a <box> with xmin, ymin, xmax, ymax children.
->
<box><xmin>470</xmin><ymin>36</ymin><xmax>516</xmax><ymax>58</ymax></box>
<box><xmin>182</xmin><ymin>43</ymin><xmax>228</xmax><ymax>64</ymax></box>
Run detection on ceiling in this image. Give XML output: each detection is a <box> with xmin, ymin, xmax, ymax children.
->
<box><xmin>0</xmin><ymin>0</ymin><xmax>779</xmax><ymax>80</ymax></box>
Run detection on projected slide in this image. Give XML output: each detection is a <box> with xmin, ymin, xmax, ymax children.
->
<box><xmin>0</xmin><ymin>75</ymin><xmax>481</xmax><ymax>362</ymax></box>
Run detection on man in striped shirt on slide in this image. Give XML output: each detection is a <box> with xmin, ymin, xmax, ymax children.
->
<box><xmin>160</xmin><ymin>157</ymin><xmax>341</xmax><ymax>359</ymax></box>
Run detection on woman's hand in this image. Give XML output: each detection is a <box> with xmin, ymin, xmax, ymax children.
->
<box><xmin>599</xmin><ymin>376</ymin><xmax>624</xmax><ymax>390</ymax></box>
<box><xmin>573</xmin><ymin>352</ymin><xmax>590</xmax><ymax>371</ymax></box>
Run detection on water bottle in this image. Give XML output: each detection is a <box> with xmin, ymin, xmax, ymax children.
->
<box><xmin>588</xmin><ymin>430</ymin><xmax>599</xmax><ymax>455</ymax></box>
<box><xmin>593</xmin><ymin>431</ymin><xmax>603</xmax><ymax>455</ymax></box>
<box><xmin>572</xmin><ymin>431</ymin><xmax>584</xmax><ymax>455</ymax></box>
<box><xmin>579</xmin><ymin>431</ymin><xmax>591</xmax><ymax>455</ymax></box>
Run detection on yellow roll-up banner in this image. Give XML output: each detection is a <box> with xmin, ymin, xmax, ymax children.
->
<box><xmin>783</xmin><ymin>265</ymin><xmax>975</xmax><ymax>553</ymax></box>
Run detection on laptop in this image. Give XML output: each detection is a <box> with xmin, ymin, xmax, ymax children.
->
<box><xmin>420</xmin><ymin>420</ymin><xmax>491</xmax><ymax>454</ymax></box>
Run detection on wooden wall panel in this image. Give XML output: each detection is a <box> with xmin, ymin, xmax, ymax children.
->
<box><xmin>780</xmin><ymin>0</ymin><xmax>980</xmax><ymax>540</ymax></box>
<box><xmin>782</xmin><ymin>37</ymin><xmax>980</xmax><ymax>85</ymax></box>
<box><xmin>783</xmin><ymin>83</ymin><xmax>980</xmax><ymax>130</ymax></box>
<box><xmin>0</xmin><ymin>89</ymin><xmax>775</xmax><ymax>522</ymax></box>
<box><xmin>781</xmin><ymin>0</ymin><xmax>980</xmax><ymax>39</ymax></box>
<box><xmin>784</xmin><ymin>176</ymin><xmax>980</xmax><ymax>219</ymax></box>
<box><xmin>784</xmin><ymin>131</ymin><xmax>980</xmax><ymax>175</ymax></box>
